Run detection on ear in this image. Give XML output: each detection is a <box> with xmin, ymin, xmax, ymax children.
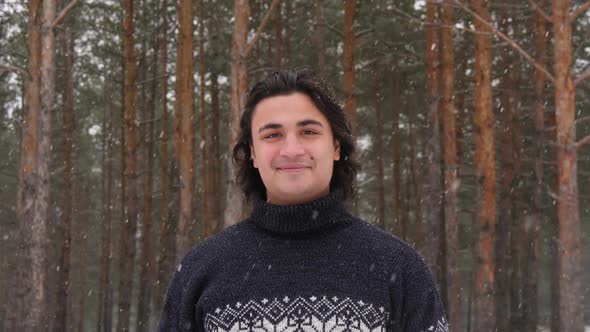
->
<box><xmin>250</xmin><ymin>144</ymin><xmax>258</xmax><ymax>168</ymax></box>
<box><xmin>333</xmin><ymin>140</ymin><xmax>341</xmax><ymax>161</ymax></box>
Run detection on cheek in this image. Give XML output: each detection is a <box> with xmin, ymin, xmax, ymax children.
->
<box><xmin>255</xmin><ymin>148</ymin><xmax>275</xmax><ymax>169</ymax></box>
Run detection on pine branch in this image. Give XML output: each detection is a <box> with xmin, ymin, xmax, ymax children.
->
<box><xmin>575</xmin><ymin>115</ymin><xmax>590</xmax><ymax>126</ymax></box>
<box><xmin>574</xmin><ymin>69</ymin><xmax>590</xmax><ymax>86</ymax></box>
<box><xmin>571</xmin><ymin>1</ymin><xmax>590</xmax><ymax>20</ymax></box>
<box><xmin>51</xmin><ymin>0</ymin><xmax>80</xmax><ymax>29</ymax></box>
<box><xmin>576</xmin><ymin>134</ymin><xmax>590</xmax><ymax>150</ymax></box>
<box><xmin>0</xmin><ymin>64</ymin><xmax>29</xmax><ymax>79</ymax></box>
<box><xmin>526</xmin><ymin>0</ymin><xmax>552</xmax><ymax>23</ymax></box>
<box><xmin>242</xmin><ymin>0</ymin><xmax>281</xmax><ymax>59</ymax></box>
<box><xmin>454</xmin><ymin>0</ymin><xmax>555</xmax><ymax>84</ymax></box>
<box><xmin>323</xmin><ymin>23</ymin><xmax>344</xmax><ymax>38</ymax></box>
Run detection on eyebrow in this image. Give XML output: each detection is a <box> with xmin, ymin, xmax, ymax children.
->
<box><xmin>257</xmin><ymin>119</ymin><xmax>324</xmax><ymax>133</ymax></box>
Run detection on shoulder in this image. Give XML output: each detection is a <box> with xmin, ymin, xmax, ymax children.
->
<box><xmin>344</xmin><ymin>216</ymin><xmax>424</xmax><ymax>260</ymax></box>
<box><xmin>342</xmin><ymin>215</ymin><xmax>436</xmax><ymax>286</ymax></box>
<box><xmin>176</xmin><ymin>221</ymin><xmax>251</xmax><ymax>275</ymax></box>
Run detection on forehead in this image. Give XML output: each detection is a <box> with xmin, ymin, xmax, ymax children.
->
<box><xmin>251</xmin><ymin>92</ymin><xmax>329</xmax><ymax>127</ymax></box>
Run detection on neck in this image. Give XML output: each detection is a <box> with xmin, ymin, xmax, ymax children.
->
<box><xmin>249</xmin><ymin>189</ymin><xmax>348</xmax><ymax>234</ymax></box>
<box><xmin>266</xmin><ymin>189</ymin><xmax>330</xmax><ymax>206</ymax></box>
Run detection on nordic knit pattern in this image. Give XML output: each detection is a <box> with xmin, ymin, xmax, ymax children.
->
<box><xmin>159</xmin><ymin>190</ymin><xmax>449</xmax><ymax>332</ymax></box>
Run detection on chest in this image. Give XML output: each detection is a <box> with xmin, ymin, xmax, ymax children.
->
<box><xmin>196</xmin><ymin>241</ymin><xmax>397</xmax><ymax>332</ymax></box>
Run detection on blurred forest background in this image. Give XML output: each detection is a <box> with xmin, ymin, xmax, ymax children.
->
<box><xmin>1</xmin><ymin>0</ymin><xmax>590</xmax><ymax>331</ymax></box>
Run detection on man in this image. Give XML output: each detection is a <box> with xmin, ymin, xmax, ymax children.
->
<box><xmin>159</xmin><ymin>70</ymin><xmax>448</xmax><ymax>332</ymax></box>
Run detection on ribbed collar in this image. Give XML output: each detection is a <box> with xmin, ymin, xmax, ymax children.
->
<box><xmin>249</xmin><ymin>189</ymin><xmax>348</xmax><ymax>234</ymax></box>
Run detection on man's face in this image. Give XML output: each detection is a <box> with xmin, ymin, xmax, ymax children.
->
<box><xmin>250</xmin><ymin>92</ymin><xmax>341</xmax><ymax>205</ymax></box>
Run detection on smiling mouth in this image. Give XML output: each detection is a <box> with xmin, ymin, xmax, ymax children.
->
<box><xmin>278</xmin><ymin>166</ymin><xmax>309</xmax><ymax>173</ymax></box>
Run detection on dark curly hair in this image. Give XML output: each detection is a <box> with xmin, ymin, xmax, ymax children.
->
<box><xmin>232</xmin><ymin>70</ymin><xmax>358</xmax><ymax>201</ymax></box>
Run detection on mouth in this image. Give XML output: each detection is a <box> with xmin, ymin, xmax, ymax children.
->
<box><xmin>277</xmin><ymin>164</ymin><xmax>310</xmax><ymax>173</ymax></box>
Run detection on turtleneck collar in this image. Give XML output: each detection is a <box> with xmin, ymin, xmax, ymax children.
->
<box><xmin>249</xmin><ymin>189</ymin><xmax>348</xmax><ymax>234</ymax></box>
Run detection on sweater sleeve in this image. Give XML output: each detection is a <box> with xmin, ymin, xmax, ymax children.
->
<box><xmin>399</xmin><ymin>253</ymin><xmax>449</xmax><ymax>332</ymax></box>
<box><xmin>158</xmin><ymin>251</ymin><xmax>207</xmax><ymax>332</ymax></box>
<box><xmin>158</xmin><ymin>262</ymin><xmax>186</xmax><ymax>332</ymax></box>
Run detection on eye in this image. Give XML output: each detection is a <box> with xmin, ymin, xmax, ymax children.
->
<box><xmin>303</xmin><ymin>129</ymin><xmax>318</xmax><ymax>135</ymax></box>
<box><xmin>263</xmin><ymin>133</ymin><xmax>280</xmax><ymax>139</ymax></box>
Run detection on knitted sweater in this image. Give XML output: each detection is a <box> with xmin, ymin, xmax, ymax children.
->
<box><xmin>159</xmin><ymin>190</ymin><xmax>449</xmax><ymax>332</ymax></box>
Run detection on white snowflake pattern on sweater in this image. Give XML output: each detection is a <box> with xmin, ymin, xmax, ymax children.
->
<box><xmin>204</xmin><ymin>295</ymin><xmax>390</xmax><ymax>332</ymax></box>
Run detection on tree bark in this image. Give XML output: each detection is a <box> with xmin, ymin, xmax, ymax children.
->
<box><xmin>455</xmin><ymin>34</ymin><xmax>468</xmax><ymax>166</ymax></box>
<box><xmin>440</xmin><ymin>1</ymin><xmax>461</xmax><ymax>329</ymax></box>
<box><xmin>408</xmin><ymin>98</ymin><xmax>422</xmax><ymax>246</ymax></box>
<box><xmin>343</xmin><ymin>0</ymin><xmax>357</xmax><ymax>137</ymax></box>
<box><xmin>137</xmin><ymin>33</ymin><xmax>158</xmax><ymax>330</ymax></box>
<box><xmin>282</xmin><ymin>0</ymin><xmax>291</xmax><ymax>67</ymax></box>
<box><xmin>117</xmin><ymin>0</ymin><xmax>138</xmax><ymax>329</ymax></box>
<box><xmin>472</xmin><ymin>0</ymin><xmax>496</xmax><ymax>330</ymax></box>
<box><xmin>7</xmin><ymin>0</ymin><xmax>43</xmax><ymax>329</ymax></box>
<box><xmin>76</xmin><ymin>182</ymin><xmax>88</xmax><ymax>332</ymax></box>
<box><xmin>98</xmin><ymin>96</ymin><xmax>114</xmax><ymax>332</ymax></box>
<box><xmin>315</xmin><ymin>0</ymin><xmax>326</xmax><ymax>77</ymax></box>
<box><xmin>225</xmin><ymin>0</ymin><xmax>250</xmax><ymax>228</ymax></box>
<box><xmin>175</xmin><ymin>0</ymin><xmax>196</xmax><ymax>258</ymax></box>
<box><xmin>425</xmin><ymin>0</ymin><xmax>442</xmax><ymax>281</ymax></box>
<box><xmin>507</xmin><ymin>16</ymin><xmax>525</xmax><ymax>328</ymax></box>
<box><xmin>36</xmin><ymin>0</ymin><xmax>59</xmax><ymax>327</ymax></box>
<box><xmin>55</xmin><ymin>21</ymin><xmax>75</xmax><ymax>332</ymax></box>
<box><xmin>525</xmin><ymin>0</ymin><xmax>547</xmax><ymax>329</ymax></box>
<box><xmin>373</xmin><ymin>70</ymin><xmax>385</xmax><ymax>229</ymax></box>
<box><xmin>155</xmin><ymin>0</ymin><xmax>173</xmax><ymax>316</ymax></box>
<box><xmin>274</xmin><ymin>1</ymin><xmax>284</xmax><ymax>69</ymax></box>
<box><xmin>209</xmin><ymin>72</ymin><xmax>223</xmax><ymax>233</ymax></box>
<box><xmin>198</xmin><ymin>0</ymin><xmax>209</xmax><ymax>239</ymax></box>
<box><xmin>391</xmin><ymin>75</ymin><xmax>402</xmax><ymax>238</ymax></box>
<box><xmin>225</xmin><ymin>0</ymin><xmax>280</xmax><ymax>227</ymax></box>
<box><xmin>210</xmin><ymin>72</ymin><xmax>222</xmax><ymax>233</ymax></box>
<box><xmin>552</xmin><ymin>0</ymin><xmax>583</xmax><ymax>330</ymax></box>
<box><xmin>495</xmin><ymin>21</ymin><xmax>514</xmax><ymax>328</ymax></box>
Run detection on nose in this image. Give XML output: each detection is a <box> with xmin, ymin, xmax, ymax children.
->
<box><xmin>279</xmin><ymin>133</ymin><xmax>305</xmax><ymax>157</ymax></box>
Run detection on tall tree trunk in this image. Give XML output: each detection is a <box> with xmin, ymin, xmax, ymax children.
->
<box><xmin>225</xmin><ymin>0</ymin><xmax>280</xmax><ymax>227</ymax></box>
<box><xmin>7</xmin><ymin>1</ymin><xmax>43</xmax><ymax>328</ymax></box>
<box><xmin>55</xmin><ymin>21</ymin><xmax>75</xmax><ymax>332</ymax></box>
<box><xmin>391</xmin><ymin>75</ymin><xmax>401</xmax><ymax>238</ymax></box>
<box><xmin>274</xmin><ymin>2</ymin><xmax>283</xmax><ymax>69</ymax></box>
<box><xmin>455</xmin><ymin>37</ymin><xmax>468</xmax><ymax>166</ymax></box>
<box><xmin>76</xmin><ymin>182</ymin><xmax>88</xmax><ymax>332</ymax></box>
<box><xmin>373</xmin><ymin>70</ymin><xmax>385</xmax><ymax>229</ymax></box>
<box><xmin>225</xmin><ymin>0</ymin><xmax>250</xmax><ymax>228</ymax></box>
<box><xmin>155</xmin><ymin>0</ymin><xmax>172</xmax><ymax>316</ymax></box>
<box><xmin>509</xmin><ymin>67</ymin><xmax>525</xmax><ymax>330</ymax></box>
<box><xmin>115</xmin><ymin>71</ymin><xmax>127</xmax><ymax>330</ymax></box>
<box><xmin>315</xmin><ymin>0</ymin><xmax>326</xmax><ymax>76</ymax></box>
<box><xmin>440</xmin><ymin>1</ymin><xmax>461</xmax><ymax>329</ymax></box>
<box><xmin>137</xmin><ymin>35</ymin><xmax>158</xmax><ymax>330</ymax></box>
<box><xmin>424</xmin><ymin>0</ymin><xmax>442</xmax><ymax>281</ymax></box>
<box><xmin>198</xmin><ymin>0</ymin><xmax>209</xmax><ymax>239</ymax></box>
<box><xmin>98</xmin><ymin>97</ymin><xmax>114</xmax><ymax>332</ymax></box>
<box><xmin>175</xmin><ymin>0</ymin><xmax>196</xmax><ymax>258</ymax></box>
<box><xmin>552</xmin><ymin>0</ymin><xmax>583</xmax><ymax>330</ymax></box>
<box><xmin>282</xmin><ymin>0</ymin><xmax>291</xmax><ymax>67</ymax></box>
<box><xmin>343</xmin><ymin>0</ymin><xmax>357</xmax><ymax>137</ymax></box>
<box><xmin>472</xmin><ymin>0</ymin><xmax>496</xmax><ymax>330</ymax></box>
<box><xmin>36</xmin><ymin>0</ymin><xmax>59</xmax><ymax>327</ymax></box>
<box><xmin>401</xmin><ymin>173</ymin><xmax>410</xmax><ymax>243</ymax></box>
<box><xmin>210</xmin><ymin>72</ymin><xmax>222</xmax><ymax>233</ymax></box>
<box><xmin>496</xmin><ymin>31</ymin><xmax>514</xmax><ymax>330</ymax></box>
<box><xmin>134</xmin><ymin>17</ymin><xmax>148</xmax><ymax>330</ymax></box>
<box><xmin>408</xmin><ymin>100</ymin><xmax>422</xmax><ymax>245</ymax></box>
<box><xmin>525</xmin><ymin>0</ymin><xmax>547</xmax><ymax>329</ymax></box>
<box><xmin>117</xmin><ymin>0</ymin><xmax>138</xmax><ymax>329</ymax></box>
